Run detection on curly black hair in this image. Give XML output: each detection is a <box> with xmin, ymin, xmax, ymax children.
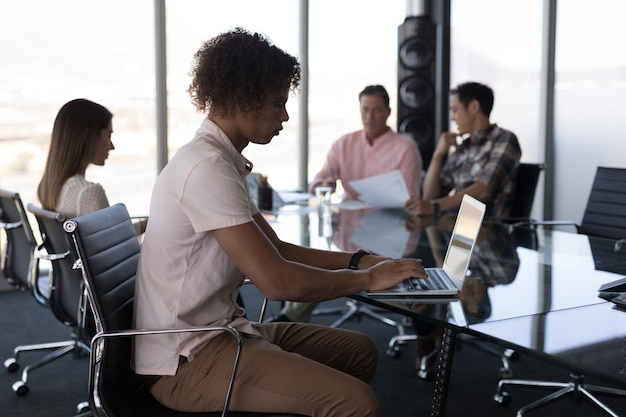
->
<box><xmin>188</xmin><ymin>27</ymin><xmax>301</xmax><ymax>116</ymax></box>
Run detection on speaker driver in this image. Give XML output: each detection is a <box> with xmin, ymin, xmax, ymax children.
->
<box><xmin>399</xmin><ymin>38</ymin><xmax>434</xmax><ymax>70</ymax></box>
<box><xmin>399</xmin><ymin>76</ymin><xmax>434</xmax><ymax>110</ymax></box>
<box><xmin>398</xmin><ymin>116</ymin><xmax>433</xmax><ymax>143</ymax></box>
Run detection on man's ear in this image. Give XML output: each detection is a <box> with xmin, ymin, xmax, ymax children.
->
<box><xmin>468</xmin><ymin>99</ymin><xmax>481</xmax><ymax>115</ymax></box>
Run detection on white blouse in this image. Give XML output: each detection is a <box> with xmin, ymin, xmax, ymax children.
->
<box><xmin>56</xmin><ymin>175</ymin><xmax>109</xmax><ymax>218</ymax></box>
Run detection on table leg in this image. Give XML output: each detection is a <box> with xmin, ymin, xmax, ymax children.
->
<box><xmin>431</xmin><ymin>327</ymin><xmax>457</xmax><ymax>417</ymax></box>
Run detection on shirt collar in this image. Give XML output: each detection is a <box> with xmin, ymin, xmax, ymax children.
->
<box><xmin>465</xmin><ymin>123</ymin><xmax>498</xmax><ymax>147</ymax></box>
<box><xmin>362</xmin><ymin>127</ymin><xmax>392</xmax><ymax>147</ymax></box>
<box><xmin>200</xmin><ymin>118</ymin><xmax>253</xmax><ymax>176</ymax></box>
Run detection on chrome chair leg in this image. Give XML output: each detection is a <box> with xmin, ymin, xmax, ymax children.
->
<box><xmin>494</xmin><ymin>372</ymin><xmax>626</xmax><ymax>416</ymax></box>
<box><xmin>4</xmin><ymin>332</ymin><xmax>90</xmax><ymax>396</ymax></box>
<box><xmin>313</xmin><ymin>300</ymin><xmax>405</xmax><ymax>335</ymax></box>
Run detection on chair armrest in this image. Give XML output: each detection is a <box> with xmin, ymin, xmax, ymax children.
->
<box><xmin>530</xmin><ymin>220</ymin><xmax>578</xmax><ymax>227</ymax></box>
<box><xmin>29</xmin><ymin>243</ymin><xmax>57</xmax><ymax>307</ymax></box>
<box><xmin>0</xmin><ymin>219</ymin><xmax>23</xmax><ymax>230</ymax></box>
<box><xmin>34</xmin><ymin>242</ymin><xmax>69</xmax><ymax>262</ymax></box>
<box><xmin>509</xmin><ymin>219</ymin><xmax>579</xmax><ymax>231</ymax></box>
<box><xmin>90</xmin><ymin>324</ymin><xmax>241</xmax><ymax>345</ymax></box>
<box><xmin>130</xmin><ymin>216</ymin><xmax>149</xmax><ymax>236</ymax></box>
<box><xmin>242</xmin><ymin>277</ymin><xmax>269</xmax><ymax>323</ymax></box>
<box><xmin>89</xmin><ymin>324</ymin><xmax>242</xmax><ymax>417</ymax></box>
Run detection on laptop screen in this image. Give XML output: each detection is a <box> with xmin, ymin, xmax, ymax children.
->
<box><xmin>442</xmin><ymin>195</ymin><xmax>486</xmax><ymax>289</ymax></box>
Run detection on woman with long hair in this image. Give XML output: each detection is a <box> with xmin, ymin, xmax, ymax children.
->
<box><xmin>37</xmin><ymin>98</ymin><xmax>114</xmax><ymax>217</ymax></box>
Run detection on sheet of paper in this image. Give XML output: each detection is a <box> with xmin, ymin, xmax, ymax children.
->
<box><xmin>336</xmin><ymin>200</ymin><xmax>373</xmax><ymax>210</ymax></box>
<box><xmin>349</xmin><ymin>170</ymin><xmax>410</xmax><ymax>208</ymax></box>
<box><xmin>276</xmin><ymin>191</ymin><xmax>313</xmax><ymax>204</ymax></box>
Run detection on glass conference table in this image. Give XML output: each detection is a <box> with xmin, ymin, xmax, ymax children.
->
<box><xmin>266</xmin><ymin>203</ymin><xmax>626</xmax><ymax>416</ymax></box>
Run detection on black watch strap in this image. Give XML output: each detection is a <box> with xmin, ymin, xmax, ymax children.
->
<box><xmin>349</xmin><ymin>249</ymin><xmax>370</xmax><ymax>270</ymax></box>
<box><xmin>430</xmin><ymin>199</ymin><xmax>441</xmax><ymax>217</ymax></box>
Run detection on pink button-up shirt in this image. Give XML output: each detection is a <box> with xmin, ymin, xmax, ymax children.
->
<box><xmin>309</xmin><ymin>128</ymin><xmax>423</xmax><ymax>200</ymax></box>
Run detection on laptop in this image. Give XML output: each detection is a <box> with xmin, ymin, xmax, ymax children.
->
<box><xmin>366</xmin><ymin>194</ymin><xmax>486</xmax><ymax>299</ymax></box>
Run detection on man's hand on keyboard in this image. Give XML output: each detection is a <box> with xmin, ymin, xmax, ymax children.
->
<box><xmin>366</xmin><ymin>258</ymin><xmax>426</xmax><ymax>291</ymax></box>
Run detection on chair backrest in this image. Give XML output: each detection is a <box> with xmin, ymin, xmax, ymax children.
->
<box><xmin>508</xmin><ymin>163</ymin><xmax>545</xmax><ymax>220</ymax></box>
<box><xmin>27</xmin><ymin>203</ymin><xmax>84</xmax><ymax>328</ymax></box>
<box><xmin>579</xmin><ymin>166</ymin><xmax>626</xmax><ymax>239</ymax></box>
<box><xmin>0</xmin><ymin>189</ymin><xmax>38</xmax><ymax>292</ymax></box>
<box><xmin>64</xmin><ymin>203</ymin><xmax>142</xmax><ymax>417</ymax></box>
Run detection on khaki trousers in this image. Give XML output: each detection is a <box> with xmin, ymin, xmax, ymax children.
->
<box><xmin>150</xmin><ymin>322</ymin><xmax>379</xmax><ymax>417</ymax></box>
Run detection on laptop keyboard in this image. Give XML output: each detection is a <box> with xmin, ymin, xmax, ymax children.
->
<box><xmin>403</xmin><ymin>269</ymin><xmax>451</xmax><ymax>292</ymax></box>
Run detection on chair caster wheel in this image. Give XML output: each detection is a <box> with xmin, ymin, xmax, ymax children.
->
<box><xmin>499</xmin><ymin>368</ymin><xmax>513</xmax><ymax>378</ymax></box>
<box><xmin>417</xmin><ymin>368</ymin><xmax>433</xmax><ymax>381</ymax></box>
<box><xmin>4</xmin><ymin>358</ymin><xmax>19</xmax><ymax>373</ymax></box>
<box><xmin>77</xmin><ymin>401</ymin><xmax>90</xmax><ymax>414</ymax></box>
<box><xmin>12</xmin><ymin>380</ymin><xmax>29</xmax><ymax>396</ymax></box>
<box><xmin>386</xmin><ymin>346</ymin><xmax>401</xmax><ymax>358</ymax></box>
<box><xmin>494</xmin><ymin>391</ymin><xmax>511</xmax><ymax>406</ymax></box>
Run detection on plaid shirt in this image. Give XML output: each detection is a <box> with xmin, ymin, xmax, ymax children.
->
<box><xmin>440</xmin><ymin>124</ymin><xmax>521</xmax><ymax>217</ymax></box>
<box><xmin>469</xmin><ymin>223</ymin><xmax>520</xmax><ymax>287</ymax></box>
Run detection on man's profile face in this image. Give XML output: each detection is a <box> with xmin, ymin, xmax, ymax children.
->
<box><xmin>449</xmin><ymin>93</ymin><xmax>474</xmax><ymax>136</ymax></box>
<box><xmin>360</xmin><ymin>95</ymin><xmax>390</xmax><ymax>140</ymax></box>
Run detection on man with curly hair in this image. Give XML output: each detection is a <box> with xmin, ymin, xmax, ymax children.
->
<box><xmin>132</xmin><ymin>28</ymin><xmax>426</xmax><ymax>416</ymax></box>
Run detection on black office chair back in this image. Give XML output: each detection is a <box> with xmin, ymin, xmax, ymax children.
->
<box><xmin>579</xmin><ymin>166</ymin><xmax>626</xmax><ymax>239</ymax></box>
<box><xmin>0</xmin><ymin>189</ymin><xmax>38</xmax><ymax>292</ymax></box>
<box><xmin>27</xmin><ymin>204</ymin><xmax>87</xmax><ymax>329</ymax></box>
<box><xmin>64</xmin><ymin>203</ymin><xmax>143</xmax><ymax>417</ymax></box>
<box><xmin>508</xmin><ymin>163</ymin><xmax>545</xmax><ymax>220</ymax></box>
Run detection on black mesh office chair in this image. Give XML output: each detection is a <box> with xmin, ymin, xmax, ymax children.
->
<box><xmin>1</xmin><ymin>190</ymin><xmax>88</xmax><ymax>396</ymax></box>
<box><xmin>506</xmin><ymin>162</ymin><xmax>545</xmax><ymax>222</ymax></box>
<box><xmin>493</xmin><ymin>166</ymin><xmax>626</xmax><ymax>415</ymax></box>
<box><xmin>65</xmin><ymin>203</ymin><xmax>304</xmax><ymax>417</ymax></box>
<box><xmin>0</xmin><ymin>189</ymin><xmax>39</xmax><ymax>294</ymax></box>
<box><xmin>524</xmin><ymin>166</ymin><xmax>626</xmax><ymax>239</ymax></box>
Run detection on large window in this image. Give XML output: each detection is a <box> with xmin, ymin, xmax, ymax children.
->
<box><xmin>0</xmin><ymin>1</ymin><xmax>156</xmax><ymax>215</ymax></box>
<box><xmin>307</xmin><ymin>1</ymin><xmax>406</xmax><ymax>186</ymax></box>
<box><xmin>450</xmin><ymin>0</ymin><xmax>543</xmax><ymax>164</ymax></box>
<box><xmin>1</xmin><ymin>1</ymin><xmax>406</xmax><ymax>212</ymax></box>
<box><xmin>5</xmin><ymin>0</ymin><xmax>626</xmax><ymax>225</ymax></box>
<box><xmin>553</xmin><ymin>0</ymin><xmax>626</xmax><ymax>221</ymax></box>
<box><xmin>165</xmin><ymin>0</ymin><xmax>406</xmax><ymax>191</ymax></box>
<box><xmin>165</xmin><ymin>0</ymin><xmax>300</xmax><ymax>191</ymax></box>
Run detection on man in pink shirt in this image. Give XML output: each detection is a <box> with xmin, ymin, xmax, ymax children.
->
<box><xmin>309</xmin><ymin>84</ymin><xmax>423</xmax><ymax>201</ymax></box>
<box><xmin>273</xmin><ymin>86</ymin><xmax>424</xmax><ymax>323</ymax></box>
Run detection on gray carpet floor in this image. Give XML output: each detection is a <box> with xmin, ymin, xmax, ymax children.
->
<box><xmin>1</xmin><ymin>285</ymin><xmax>625</xmax><ymax>417</ymax></box>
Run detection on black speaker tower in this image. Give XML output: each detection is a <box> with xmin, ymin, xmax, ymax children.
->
<box><xmin>397</xmin><ymin>16</ymin><xmax>437</xmax><ymax>168</ymax></box>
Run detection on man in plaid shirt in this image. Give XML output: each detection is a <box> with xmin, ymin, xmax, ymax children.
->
<box><xmin>405</xmin><ymin>82</ymin><xmax>521</xmax><ymax>218</ymax></box>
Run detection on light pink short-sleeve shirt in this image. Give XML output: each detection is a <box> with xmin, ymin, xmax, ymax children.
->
<box><xmin>133</xmin><ymin>119</ymin><xmax>259</xmax><ymax>376</ymax></box>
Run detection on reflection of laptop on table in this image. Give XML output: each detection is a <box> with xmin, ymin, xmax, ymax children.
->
<box><xmin>367</xmin><ymin>194</ymin><xmax>486</xmax><ymax>299</ymax></box>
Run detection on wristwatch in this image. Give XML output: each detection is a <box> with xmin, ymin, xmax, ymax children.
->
<box><xmin>429</xmin><ymin>199</ymin><xmax>441</xmax><ymax>217</ymax></box>
<box><xmin>349</xmin><ymin>249</ymin><xmax>371</xmax><ymax>270</ymax></box>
